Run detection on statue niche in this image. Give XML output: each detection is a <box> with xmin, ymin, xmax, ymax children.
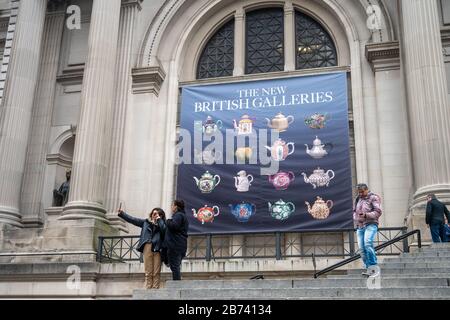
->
<box><xmin>53</xmin><ymin>169</ymin><xmax>71</xmax><ymax>207</ymax></box>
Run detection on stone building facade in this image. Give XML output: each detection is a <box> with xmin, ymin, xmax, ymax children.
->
<box><xmin>0</xmin><ymin>0</ymin><xmax>449</xmax><ymax>298</ymax></box>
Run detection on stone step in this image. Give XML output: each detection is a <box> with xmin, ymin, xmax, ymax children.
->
<box><xmin>133</xmin><ymin>287</ymin><xmax>450</xmax><ymax>300</ymax></box>
<box><xmin>164</xmin><ymin>279</ymin><xmax>292</xmax><ymax>289</ymax></box>
<box><xmin>347</xmin><ymin>267</ymin><xmax>450</xmax><ymax>275</ymax></box>
<box><xmin>383</xmin><ymin>257</ymin><xmax>450</xmax><ymax>263</ymax></box>
<box><xmin>327</xmin><ymin>273</ymin><xmax>450</xmax><ymax>279</ymax></box>
<box><xmin>164</xmin><ymin>277</ymin><xmax>449</xmax><ymax>289</ymax></box>
<box><xmin>379</xmin><ymin>262</ymin><xmax>450</xmax><ymax>269</ymax></box>
<box><xmin>401</xmin><ymin>252</ymin><xmax>450</xmax><ymax>258</ymax></box>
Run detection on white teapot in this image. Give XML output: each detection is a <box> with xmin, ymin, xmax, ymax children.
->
<box><xmin>234</xmin><ymin>170</ymin><xmax>254</xmax><ymax>192</ymax></box>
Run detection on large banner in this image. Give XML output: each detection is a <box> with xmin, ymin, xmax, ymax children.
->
<box><xmin>177</xmin><ymin>72</ymin><xmax>353</xmax><ymax>234</ymax></box>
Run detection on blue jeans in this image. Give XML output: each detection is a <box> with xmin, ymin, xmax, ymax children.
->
<box><xmin>430</xmin><ymin>223</ymin><xmax>446</xmax><ymax>243</ymax></box>
<box><xmin>356</xmin><ymin>224</ymin><xmax>378</xmax><ymax>268</ymax></box>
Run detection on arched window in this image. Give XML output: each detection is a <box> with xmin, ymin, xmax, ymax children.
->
<box><xmin>295</xmin><ymin>10</ymin><xmax>337</xmax><ymax>69</ymax></box>
<box><xmin>196</xmin><ymin>7</ymin><xmax>338</xmax><ymax>79</ymax></box>
<box><xmin>245</xmin><ymin>8</ymin><xmax>284</xmax><ymax>74</ymax></box>
<box><xmin>197</xmin><ymin>19</ymin><xmax>234</xmax><ymax>79</ymax></box>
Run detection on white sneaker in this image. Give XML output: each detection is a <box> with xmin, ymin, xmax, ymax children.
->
<box><xmin>367</xmin><ymin>265</ymin><xmax>381</xmax><ymax>277</ymax></box>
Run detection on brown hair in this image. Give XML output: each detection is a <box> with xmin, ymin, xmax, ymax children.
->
<box><xmin>150</xmin><ymin>208</ymin><xmax>166</xmax><ymax>221</ymax></box>
<box><xmin>173</xmin><ymin>199</ymin><xmax>185</xmax><ymax>212</ymax></box>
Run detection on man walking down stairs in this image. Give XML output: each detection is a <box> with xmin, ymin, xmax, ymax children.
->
<box><xmin>133</xmin><ymin>243</ymin><xmax>450</xmax><ymax>300</ymax></box>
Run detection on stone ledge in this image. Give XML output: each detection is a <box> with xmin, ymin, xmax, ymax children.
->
<box><xmin>131</xmin><ymin>66</ymin><xmax>166</xmax><ymax>95</ymax></box>
<box><xmin>365</xmin><ymin>41</ymin><xmax>400</xmax><ymax>72</ymax></box>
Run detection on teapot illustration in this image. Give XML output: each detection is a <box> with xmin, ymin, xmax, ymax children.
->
<box><xmin>301</xmin><ymin>167</ymin><xmax>335</xmax><ymax>189</ymax></box>
<box><xmin>192</xmin><ymin>205</ymin><xmax>220</xmax><ymax>224</ymax></box>
<box><xmin>304</xmin><ymin>136</ymin><xmax>333</xmax><ymax>159</ymax></box>
<box><xmin>193</xmin><ymin>171</ymin><xmax>220</xmax><ymax>193</ymax></box>
<box><xmin>268</xmin><ymin>199</ymin><xmax>296</xmax><ymax>221</ymax></box>
<box><xmin>195</xmin><ymin>116</ymin><xmax>223</xmax><ymax>135</ymax></box>
<box><xmin>305</xmin><ymin>197</ymin><xmax>333</xmax><ymax>220</ymax></box>
<box><xmin>268</xmin><ymin>171</ymin><xmax>295</xmax><ymax>190</ymax></box>
<box><xmin>233</xmin><ymin>115</ymin><xmax>255</xmax><ymax>135</ymax></box>
<box><xmin>265</xmin><ymin>113</ymin><xmax>294</xmax><ymax>132</ymax></box>
<box><xmin>194</xmin><ymin>149</ymin><xmax>222</xmax><ymax>165</ymax></box>
<box><xmin>234</xmin><ymin>170</ymin><xmax>254</xmax><ymax>192</ymax></box>
<box><xmin>265</xmin><ymin>139</ymin><xmax>295</xmax><ymax>161</ymax></box>
<box><xmin>229</xmin><ymin>202</ymin><xmax>256</xmax><ymax>222</ymax></box>
<box><xmin>304</xmin><ymin>113</ymin><xmax>329</xmax><ymax>129</ymax></box>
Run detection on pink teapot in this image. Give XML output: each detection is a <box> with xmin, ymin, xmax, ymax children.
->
<box><xmin>268</xmin><ymin>171</ymin><xmax>295</xmax><ymax>190</ymax></box>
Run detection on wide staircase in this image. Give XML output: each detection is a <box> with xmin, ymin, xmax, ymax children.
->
<box><xmin>133</xmin><ymin>243</ymin><xmax>450</xmax><ymax>300</ymax></box>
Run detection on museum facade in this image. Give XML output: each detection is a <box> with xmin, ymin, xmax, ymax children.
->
<box><xmin>0</xmin><ymin>0</ymin><xmax>449</xmax><ymax>298</ymax></box>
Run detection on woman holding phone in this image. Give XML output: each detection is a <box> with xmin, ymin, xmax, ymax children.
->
<box><xmin>118</xmin><ymin>207</ymin><xmax>166</xmax><ymax>289</ymax></box>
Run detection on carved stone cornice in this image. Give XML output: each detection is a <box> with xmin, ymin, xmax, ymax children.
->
<box><xmin>365</xmin><ymin>41</ymin><xmax>400</xmax><ymax>72</ymax></box>
<box><xmin>131</xmin><ymin>66</ymin><xmax>166</xmax><ymax>95</ymax></box>
<box><xmin>121</xmin><ymin>0</ymin><xmax>143</xmax><ymax>10</ymax></box>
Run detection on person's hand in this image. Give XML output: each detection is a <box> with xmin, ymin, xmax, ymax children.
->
<box><xmin>117</xmin><ymin>208</ymin><xmax>124</xmax><ymax>215</ymax></box>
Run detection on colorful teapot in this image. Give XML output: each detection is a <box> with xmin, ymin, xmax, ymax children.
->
<box><xmin>268</xmin><ymin>199</ymin><xmax>295</xmax><ymax>221</ymax></box>
<box><xmin>193</xmin><ymin>171</ymin><xmax>220</xmax><ymax>193</ymax></box>
<box><xmin>305</xmin><ymin>197</ymin><xmax>333</xmax><ymax>220</ymax></box>
<box><xmin>265</xmin><ymin>113</ymin><xmax>294</xmax><ymax>132</ymax></box>
<box><xmin>304</xmin><ymin>113</ymin><xmax>329</xmax><ymax>129</ymax></box>
<box><xmin>301</xmin><ymin>167</ymin><xmax>335</xmax><ymax>189</ymax></box>
<box><xmin>268</xmin><ymin>171</ymin><xmax>295</xmax><ymax>190</ymax></box>
<box><xmin>229</xmin><ymin>202</ymin><xmax>256</xmax><ymax>222</ymax></box>
<box><xmin>304</xmin><ymin>136</ymin><xmax>333</xmax><ymax>159</ymax></box>
<box><xmin>233</xmin><ymin>115</ymin><xmax>255</xmax><ymax>135</ymax></box>
<box><xmin>234</xmin><ymin>170</ymin><xmax>254</xmax><ymax>192</ymax></box>
<box><xmin>201</xmin><ymin>116</ymin><xmax>223</xmax><ymax>135</ymax></box>
<box><xmin>192</xmin><ymin>205</ymin><xmax>220</xmax><ymax>224</ymax></box>
<box><xmin>265</xmin><ymin>139</ymin><xmax>295</xmax><ymax>161</ymax></box>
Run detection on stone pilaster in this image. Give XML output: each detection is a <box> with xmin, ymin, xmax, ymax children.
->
<box><xmin>401</xmin><ymin>0</ymin><xmax>450</xmax><ymax>206</ymax></box>
<box><xmin>20</xmin><ymin>7</ymin><xmax>66</xmax><ymax>228</ymax></box>
<box><xmin>0</xmin><ymin>0</ymin><xmax>47</xmax><ymax>228</ymax></box>
<box><xmin>61</xmin><ymin>0</ymin><xmax>122</xmax><ymax>222</ymax></box>
<box><xmin>284</xmin><ymin>0</ymin><xmax>295</xmax><ymax>71</ymax></box>
<box><xmin>366</xmin><ymin>41</ymin><xmax>414</xmax><ymax>227</ymax></box>
<box><xmin>233</xmin><ymin>8</ymin><xmax>245</xmax><ymax>76</ymax></box>
<box><xmin>106</xmin><ymin>0</ymin><xmax>143</xmax><ymax>231</ymax></box>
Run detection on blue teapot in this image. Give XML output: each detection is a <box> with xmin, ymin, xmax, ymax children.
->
<box><xmin>229</xmin><ymin>202</ymin><xmax>256</xmax><ymax>222</ymax></box>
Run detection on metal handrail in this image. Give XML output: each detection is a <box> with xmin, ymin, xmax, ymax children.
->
<box><xmin>313</xmin><ymin>229</ymin><xmax>422</xmax><ymax>278</ymax></box>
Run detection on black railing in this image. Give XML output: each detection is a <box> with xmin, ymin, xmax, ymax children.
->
<box><xmin>97</xmin><ymin>227</ymin><xmax>410</xmax><ymax>263</ymax></box>
<box><xmin>313</xmin><ymin>229</ymin><xmax>422</xmax><ymax>278</ymax></box>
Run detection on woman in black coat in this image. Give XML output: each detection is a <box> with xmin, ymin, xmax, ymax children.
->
<box><xmin>118</xmin><ymin>208</ymin><xmax>166</xmax><ymax>289</ymax></box>
<box><xmin>164</xmin><ymin>200</ymin><xmax>189</xmax><ymax>280</ymax></box>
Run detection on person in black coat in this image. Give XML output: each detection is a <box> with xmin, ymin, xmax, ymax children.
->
<box><xmin>118</xmin><ymin>207</ymin><xmax>166</xmax><ymax>289</ymax></box>
<box><xmin>426</xmin><ymin>194</ymin><xmax>450</xmax><ymax>243</ymax></box>
<box><xmin>164</xmin><ymin>199</ymin><xmax>189</xmax><ymax>280</ymax></box>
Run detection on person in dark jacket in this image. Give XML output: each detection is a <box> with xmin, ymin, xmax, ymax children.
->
<box><xmin>164</xmin><ymin>200</ymin><xmax>189</xmax><ymax>280</ymax></box>
<box><xmin>426</xmin><ymin>194</ymin><xmax>450</xmax><ymax>243</ymax></box>
<box><xmin>118</xmin><ymin>208</ymin><xmax>166</xmax><ymax>289</ymax></box>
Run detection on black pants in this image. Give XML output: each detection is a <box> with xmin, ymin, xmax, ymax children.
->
<box><xmin>167</xmin><ymin>249</ymin><xmax>184</xmax><ymax>280</ymax></box>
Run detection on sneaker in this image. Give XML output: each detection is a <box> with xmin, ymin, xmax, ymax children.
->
<box><xmin>368</xmin><ymin>265</ymin><xmax>381</xmax><ymax>277</ymax></box>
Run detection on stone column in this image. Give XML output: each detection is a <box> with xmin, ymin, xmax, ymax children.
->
<box><xmin>401</xmin><ymin>0</ymin><xmax>450</xmax><ymax>206</ymax></box>
<box><xmin>20</xmin><ymin>6</ymin><xmax>66</xmax><ymax>228</ymax></box>
<box><xmin>233</xmin><ymin>7</ymin><xmax>245</xmax><ymax>76</ymax></box>
<box><xmin>61</xmin><ymin>0</ymin><xmax>122</xmax><ymax>222</ymax></box>
<box><xmin>0</xmin><ymin>0</ymin><xmax>47</xmax><ymax>228</ymax></box>
<box><xmin>106</xmin><ymin>0</ymin><xmax>143</xmax><ymax>231</ymax></box>
<box><xmin>284</xmin><ymin>0</ymin><xmax>295</xmax><ymax>71</ymax></box>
